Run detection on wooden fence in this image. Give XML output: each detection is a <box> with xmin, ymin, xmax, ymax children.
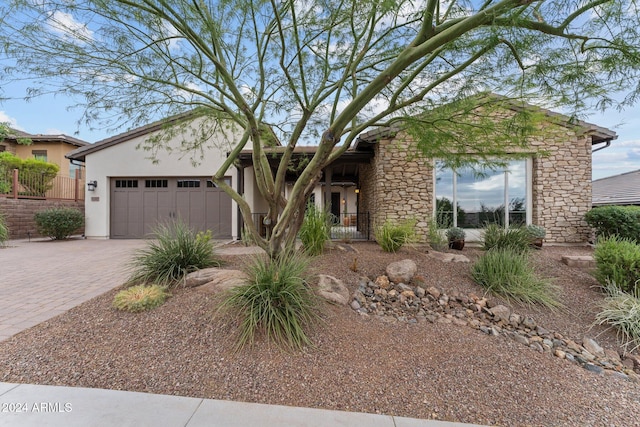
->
<box><xmin>0</xmin><ymin>168</ymin><xmax>85</xmax><ymax>201</ymax></box>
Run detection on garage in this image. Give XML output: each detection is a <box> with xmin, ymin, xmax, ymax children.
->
<box><xmin>110</xmin><ymin>177</ymin><xmax>232</xmax><ymax>239</ymax></box>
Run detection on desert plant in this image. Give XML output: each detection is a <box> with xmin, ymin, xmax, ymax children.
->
<box><xmin>0</xmin><ymin>212</ymin><xmax>8</xmax><ymax>246</ymax></box>
<box><xmin>375</xmin><ymin>218</ymin><xmax>416</xmax><ymax>253</ymax></box>
<box><xmin>128</xmin><ymin>220</ymin><xmax>221</xmax><ymax>287</ymax></box>
<box><xmin>525</xmin><ymin>224</ymin><xmax>546</xmax><ymax>239</ymax></box>
<box><xmin>596</xmin><ymin>283</ymin><xmax>640</xmax><ymax>352</ymax></box>
<box><xmin>585</xmin><ymin>206</ymin><xmax>640</xmax><ymax>242</ymax></box>
<box><xmin>593</xmin><ymin>235</ymin><xmax>640</xmax><ymax>294</ymax></box>
<box><xmin>471</xmin><ymin>249</ymin><xmax>562</xmax><ymax>309</ymax></box>
<box><xmin>298</xmin><ymin>203</ymin><xmax>330</xmax><ymax>256</ymax></box>
<box><xmin>482</xmin><ymin>224</ymin><xmax>531</xmax><ymax>253</ymax></box>
<box><xmin>446</xmin><ymin>227</ymin><xmax>466</xmax><ymax>241</ymax></box>
<box><xmin>113</xmin><ymin>284</ymin><xmax>168</xmax><ymax>312</ymax></box>
<box><xmin>34</xmin><ymin>207</ymin><xmax>84</xmax><ymax>240</ymax></box>
<box><xmin>220</xmin><ymin>251</ymin><xmax>320</xmax><ymax>351</ymax></box>
<box><xmin>0</xmin><ymin>152</ymin><xmax>59</xmax><ymax>196</ymax></box>
<box><xmin>427</xmin><ymin>218</ymin><xmax>447</xmax><ymax>251</ymax></box>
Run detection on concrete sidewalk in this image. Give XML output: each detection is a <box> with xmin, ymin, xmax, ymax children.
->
<box><xmin>0</xmin><ymin>382</ymin><xmax>484</xmax><ymax>427</ymax></box>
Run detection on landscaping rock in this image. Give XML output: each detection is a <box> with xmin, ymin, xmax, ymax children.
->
<box><xmin>583</xmin><ymin>338</ymin><xmax>605</xmax><ymax>358</ymax></box>
<box><xmin>489</xmin><ymin>305</ymin><xmax>511</xmax><ymax>322</ymax></box>
<box><xmin>185</xmin><ymin>267</ymin><xmax>225</xmax><ymax>287</ymax></box>
<box><xmin>195</xmin><ymin>270</ymin><xmax>248</xmax><ymax>294</ymax></box>
<box><xmin>316</xmin><ymin>274</ymin><xmax>350</xmax><ymax>305</ymax></box>
<box><xmin>386</xmin><ymin>259</ymin><xmax>417</xmax><ymax>284</ymax></box>
<box><xmin>427</xmin><ymin>251</ymin><xmax>470</xmax><ymax>263</ymax></box>
<box><xmin>561</xmin><ymin>255</ymin><xmax>595</xmax><ymax>268</ymax></box>
<box><xmin>583</xmin><ymin>364</ymin><xmax>604</xmax><ymax>375</ymax></box>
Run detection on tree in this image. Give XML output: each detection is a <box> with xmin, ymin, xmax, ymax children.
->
<box><xmin>1</xmin><ymin>0</ymin><xmax>639</xmax><ymax>257</ymax></box>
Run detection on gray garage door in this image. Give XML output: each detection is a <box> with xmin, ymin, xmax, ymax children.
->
<box><xmin>110</xmin><ymin>177</ymin><xmax>232</xmax><ymax>239</ymax></box>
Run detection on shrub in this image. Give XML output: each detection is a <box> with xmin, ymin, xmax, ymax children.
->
<box><xmin>525</xmin><ymin>224</ymin><xmax>546</xmax><ymax>239</ymax></box>
<box><xmin>0</xmin><ymin>212</ymin><xmax>8</xmax><ymax>246</ymax></box>
<box><xmin>585</xmin><ymin>206</ymin><xmax>640</xmax><ymax>242</ymax></box>
<box><xmin>113</xmin><ymin>284</ymin><xmax>168</xmax><ymax>312</ymax></box>
<box><xmin>375</xmin><ymin>219</ymin><xmax>416</xmax><ymax>253</ymax></box>
<box><xmin>34</xmin><ymin>207</ymin><xmax>84</xmax><ymax>240</ymax></box>
<box><xmin>593</xmin><ymin>235</ymin><xmax>640</xmax><ymax>293</ymax></box>
<box><xmin>220</xmin><ymin>251</ymin><xmax>320</xmax><ymax>351</ymax></box>
<box><xmin>471</xmin><ymin>249</ymin><xmax>562</xmax><ymax>309</ymax></box>
<box><xmin>128</xmin><ymin>221</ymin><xmax>221</xmax><ymax>287</ymax></box>
<box><xmin>299</xmin><ymin>204</ymin><xmax>330</xmax><ymax>256</ymax></box>
<box><xmin>596</xmin><ymin>283</ymin><xmax>640</xmax><ymax>352</ymax></box>
<box><xmin>0</xmin><ymin>152</ymin><xmax>59</xmax><ymax>196</ymax></box>
<box><xmin>482</xmin><ymin>224</ymin><xmax>531</xmax><ymax>253</ymax></box>
<box><xmin>446</xmin><ymin>227</ymin><xmax>466</xmax><ymax>241</ymax></box>
<box><xmin>427</xmin><ymin>218</ymin><xmax>447</xmax><ymax>251</ymax></box>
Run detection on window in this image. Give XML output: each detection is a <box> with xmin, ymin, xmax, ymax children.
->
<box><xmin>32</xmin><ymin>150</ymin><xmax>47</xmax><ymax>162</ymax></box>
<box><xmin>145</xmin><ymin>179</ymin><xmax>168</xmax><ymax>188</ymax></box>
<box><xmin>69</xmin><ymin>163</ymin><xmax>82</xmax><ymax>179</ymax></box>
<box><xmin>206</xmin><ymin>177</ymin><xmax>232</xmax><ymax>188</ymax></box>
<box><xmin>115</xmin><ymin>179</ymin><xmax>138</xmax><ymax>188</ymax></box>
<box><xmin>177</xmin><ymin>179</ymin><xmax>200</xmax><ymax>188</ymax></box>
<box><xmin>435</xmin><ymin>159</ymin><xmax>529</xmax><ymax>228</ymax></box>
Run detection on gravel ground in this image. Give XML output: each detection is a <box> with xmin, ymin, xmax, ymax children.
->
<box><xmin>1</xmin><ymin>242</ymin><xmax>640</xmax><ymax>426</ymax></box>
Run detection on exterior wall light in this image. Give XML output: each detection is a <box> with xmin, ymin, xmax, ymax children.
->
<box><xmin>87</xmin><ymin>180</ymin><xmax>98</xmax><ymax>191</ymax></box>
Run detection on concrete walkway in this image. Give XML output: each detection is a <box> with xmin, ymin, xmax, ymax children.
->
<box><xmin>0</xmin><ymin>382</ymin><xmax>483</xmax><ymax>427</ymax></box>
<box><xmin>0</xmin><ymin>238</ymin><xmax>483</xmax><ymax>427</ymax></box>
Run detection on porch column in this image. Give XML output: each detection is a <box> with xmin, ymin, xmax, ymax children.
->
<box><xmin>324</xmin><ymin>167</ymin><xmax>332</xmax><ymax>212</ymax></box>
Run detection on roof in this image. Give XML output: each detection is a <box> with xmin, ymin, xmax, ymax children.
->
<box><xmin>592</xmin><ymin>169</ymin><xmax>640</xmax><ymax>206</ymax></box>
<box><xmin>355</xmin><ymin>94</ymin><xmax>617</xmax><ymax>147</ymax></box>
<box><xmin>5</xmin><ymin>129</ymin><xmax>90</xmax><ymax>148</ymax></box>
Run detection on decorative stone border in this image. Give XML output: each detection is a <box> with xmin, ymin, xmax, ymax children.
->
<box><xmin>350</xmin><ymin>274</ymin><xmax>640</xmax><ymax>382</ymax></box>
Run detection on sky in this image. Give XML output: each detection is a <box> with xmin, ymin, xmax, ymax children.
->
<box><xmin>1</xmin><ymin>87</ymin><xmax>638</xmax><ymax>181</ymax></box>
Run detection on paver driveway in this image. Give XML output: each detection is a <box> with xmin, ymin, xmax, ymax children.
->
<box><xmin>0</xmin><ymin>238</ymin><xmax>147</xmax><ymax>342</ymax></box>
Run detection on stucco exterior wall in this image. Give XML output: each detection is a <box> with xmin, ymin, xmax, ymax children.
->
<box><xmin>366</xmin><ymin>122</ymin><xmax>594</xmax><ymax>244</ymax></box>
<box><xmin>83</xmin><ymin>119</ymin><xmax>238</xmax><ymax>239</ymax></box>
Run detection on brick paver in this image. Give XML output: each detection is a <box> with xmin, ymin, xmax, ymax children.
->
<box><xmin>0</xmin><ymin>238</ymin><xmax>147</xmax><ymax>342</ymax></box>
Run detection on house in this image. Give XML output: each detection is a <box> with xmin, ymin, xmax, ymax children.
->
<box><xmin>593</xmin><ymin>169</ymin><xmax>640</xmax><ymax>206</ymax></box>
<box><xmin>1</xmin><ymin>129</ymin><xmax>89</xmax><ymax>178</ymax></box>
<box><xmin>67</xmin><ymin>102</ymin><xmax>616</xmax><ymax>244</ymax></box>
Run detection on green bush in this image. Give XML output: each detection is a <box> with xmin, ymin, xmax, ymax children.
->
<box><xmin>585</xmin><ymin>206</ymin><xmax>640</xmax><ymax>242</ymax></box>
<box><xmin>299</xmin><ymin>203</ymin><xmax>330</xmax><ymax>256</ymax></box>
<box><xmin>128</xmin><ymin>221</ymin><xmax>221</xmax><ymax>287</ymax></box>
<box><xmin>482</xmin><ymin>224</ymin><xmax>531</xmax><ymax>253</ymax></box>
<box><xmin>0</xmin><ymin>212</ymin><xmax>8</xmax><ymax>246</ymax></box>
<box><xmin>113</xmin><ymin>284</ymin><xmax>168</xmax><ymax>312</ymax></box>
<box><xmin>34</xmin><ymin>207</ymin><xmax>84</xmax><ymax>240</ymax></box>
<box><xmin>220</xmin><ymin>251</ymin><xmax>320</xmax><ymax>351</ymax></box>
<box><xmin>593</xmin><ymin>235</ymin><xmax>640</xmax><ymax>293</ymax></box>
<box><xmin>471</xmin><ymin>249</ymin><xmax>562</xmax><ymax>308</ymax></box>
<box><xmin>375</xmin><ymin>219</ymin><xmax>416</xmax><ymax>253</ymax></box>
<box><xmin>427</xmin><ymin>218</ymin><xmax>447</xmax><ymax>251</ymax></box>
<box><xmin>0</xmin><ymin>152</ymin><xmax>59</xmax><ymax>196</ymax></box>
<box><xmin>596</xmin><ymin>283</ymin><xmax>640</xmax><ymax>352</ymax></box>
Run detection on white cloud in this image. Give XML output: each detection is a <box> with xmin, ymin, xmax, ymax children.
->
<box><xmin>592</xmin><ymin>138</ymin><xmax>640</xmax><ymax>179</ymax></box>
<box><xmin>45</xmin><ymin>128</ymin><xmax>64</xmax><ymax>135</ymax></box>
<box><xmin>161</xmin><ymin>20</ymin><xmax>181</xmax><ymax>52</ymax></box>
<box><xmin>0</xmin><ymin>111</ymin><xmax>22</xmax><ymax>130</ymax></box>
<box><xmin>46</xmin><ymin>10</ymin><xmax>94</xmax><ymax>43</ymax></box>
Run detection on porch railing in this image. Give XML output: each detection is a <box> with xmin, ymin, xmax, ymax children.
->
<box><xmin>242</xmin><ymin>211</ymin><xmax>371</xmax><ymax>241</ymax></box>
<box><xmin>0</xmin><ymin>169</ymin><xmax>85</xmax><ymax>201</ymax></box>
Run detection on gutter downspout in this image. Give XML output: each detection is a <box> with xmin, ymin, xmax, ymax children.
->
<box><xmin>592</xmin><ymin>139</ymin><xmax>612</xmax><ymax>153</ymax></box>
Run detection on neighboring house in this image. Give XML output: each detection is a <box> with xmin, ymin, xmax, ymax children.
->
<box><xmin>1</xmin><ymin>129</ymin><xmax>89</xmax><ymax>178</ymax></box>
<box><xmin>593</xmin><ymin>169</ymin><xmax>640</xmax><ymax>206</ymax></box>
<box><xmin>66</xmin><ymin>114</ymin><xmax>243</xmax><ymax>240</ymax></box>
<box><xmin>68</xmin><ymin>102</ymin><xmax>616</xmax><ymax>244</ymax></box>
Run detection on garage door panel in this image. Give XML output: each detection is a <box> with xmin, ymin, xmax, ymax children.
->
<box><xmin>143</xmin><ymin>189</ymin><xmax>171</xmax><ymax>236</ymax></box>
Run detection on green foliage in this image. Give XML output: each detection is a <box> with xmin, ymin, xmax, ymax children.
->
<box><xmin>446</xmin><ymin>227</ymin><xmax>465</xmax><ymax>241</ymax></box>
<box><xmin>593</xmin><ymin>235</ymin><xmax>640</xmax><ymax>294</ymax></box>
<box><xmin>596</xmin><ymin>284</ymin><xmax>640</xmax><ymax>353</ymax></box>
<box><xmin>482</xmin><ymin>224</ymin><xmax>531</xmax><ymax>253</ymax></box>
<box><xmin>220</xmin><ymin>251</ymin><xmax>320</xmax><ymax>351</ymax></box>
<box><xmin>299</xmin><ymin>203</ymin><xmax>330</xmax><ymax>256</ymax></box>
<box><xmin>427</xmin><ymin>218</ymin><xmax>447</xmax><ymax>251</ymax></box>
<box><xmin>525</xmin><ymin>224</ymin><xmax>546</xmax><ymax>239</ymax></box>
<box><xmin>375</xmin><ymin>219</ymin><xmax>416</xmax><ymax>253</ymax></box>
<box><xmin>471</xmin><ymin>249</ymin><xmax>562</xmax><ymax>309</ymax></box>
<box><xmin>128</xmin><ymin>221</ymin><xmax>221</xmax><ymax>287</ymax></box>
<box><xmin>0</xmin><ymin>152</ymin><xmax>59</xmax><ymax>196</ymax></box>
<box><xmin>585</xmin><ymin>206</ymin><xmax>640</xmax><ymax>242</ymax></box>
<box><xmin>0</xmin><ymin>212</ymin><xmax>8</xmax><ymax>246</ymax></box>
<box><xmin>113</xmin><ymin>284</ymin><xmax>168</xmax><ymax>312</ymax></box>
<box><xmin>34</xmin><ymin>207</ymin><xmax>84</xmax><ymax>240</ymax></box>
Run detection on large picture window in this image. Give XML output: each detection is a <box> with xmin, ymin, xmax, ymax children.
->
<box><xmin>435</xmin><ymin>159</ymin><xmax>530</xmax><ymax>229</ymax></box>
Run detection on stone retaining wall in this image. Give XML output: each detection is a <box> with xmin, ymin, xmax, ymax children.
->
<box><xmin>0</xmin><ymin>198</ymin><xmax>85</xmax><ymax>239</ymax></box>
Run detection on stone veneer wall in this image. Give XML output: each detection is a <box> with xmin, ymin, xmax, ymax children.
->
<box><xmin>364</xmin><ymin>122</ymin><xmax>594</xmax><ymax>244</ymax></box>
<box><xmin>0</xmin><ymin>198</ymin><xmax>85</xmax><ymax>239</ymax></box>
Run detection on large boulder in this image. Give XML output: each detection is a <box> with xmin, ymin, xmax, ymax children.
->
<box><xmin>386</xmin><ymin>259</ymin><xmax>417</xmax><ymax>284</ymax></box>
<box><xmin>316</xmin><ymin>274</ymin><xmax>350</xmax><ymax>305</ymax></box>
<box><xmin>185</xmin><ymin>267</ymin><xmax>224</xmax><ymax>287</ymax></box>
<box><xmin>194</xmin><ymin>270</ymin><xmax>248</xmax><ymax>294</ymax></box>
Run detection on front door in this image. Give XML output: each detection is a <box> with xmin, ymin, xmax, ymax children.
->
<box><xmin>331</xmin><ymin>192</ymin><xmax>341</xmax><ymax>224</ymax></box>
